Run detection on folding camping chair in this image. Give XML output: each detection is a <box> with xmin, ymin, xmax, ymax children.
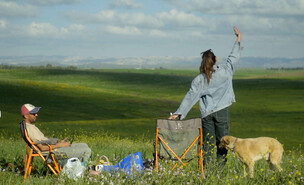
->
<box><xmin>154</xmin><ymin>118</ymin><xmax>204</xmax><ymax>178</ymax></box>
<box><xmin>19</xmin><ymin>120</ymin><xmax>61</xmax><ymax>179</ymax></box>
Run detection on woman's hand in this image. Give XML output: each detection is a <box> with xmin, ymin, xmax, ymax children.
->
<box><xmin>234</xmin><ymin>26</ymin><xmax>241</xmax><ymax>43</ymax></box>
<box><xmin>168</xmin><ymin>114</ymin><xmax>180</xmax><ymax>120</ymax></box>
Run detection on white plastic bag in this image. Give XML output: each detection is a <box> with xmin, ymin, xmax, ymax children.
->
<box><xmin>61</xmin><ymin>157</ymin><xmax>86</xmax><ymax>180</ymax></box>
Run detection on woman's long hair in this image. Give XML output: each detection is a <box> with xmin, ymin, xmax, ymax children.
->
<box><xmin>200</xmin><ymin>49</ymin><xmax>216</xmax><ymax>84</ymax></box>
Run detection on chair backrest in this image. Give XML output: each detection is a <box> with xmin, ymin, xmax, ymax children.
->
<box><xmin>19</xmin><ymin>120</ymin><xmax>40</xmax><ymax>153</ymax></box>
<box><xmin>19</xmin><ymin>120</ymin><xmax>29</xmax><ymax>144</ymax></box>
<box><xmin>156</xmin><ymin>118</ymin><xmax>202</xmax><ymax>159</ymax></box>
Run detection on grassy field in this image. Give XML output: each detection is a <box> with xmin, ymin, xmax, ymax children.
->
<box><xmin>0</xmin><ymin>67</ymin><xmax>303</xmax><ymax>184</ymax></box>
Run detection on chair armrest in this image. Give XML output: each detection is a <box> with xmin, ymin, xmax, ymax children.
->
<box><xmin>47</xmin><ymin>144</ymin><xmax>54</xmax><ymax>152</ymax></box>
<box><xmin>35</xmin><ymin>138</ymin><xmax>59</xmax><ymax>145</ymax></box>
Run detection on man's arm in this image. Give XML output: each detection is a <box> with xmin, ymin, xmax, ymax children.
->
<box><xmin>36</xmin><ymin>141</ymin><xmax>71</xmax><ymax>151</ymax></box>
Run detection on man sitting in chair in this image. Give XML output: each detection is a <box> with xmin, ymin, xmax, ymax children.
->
<box><xmin>20</xmin><ymin>103</ymin><xmax>91</xmax><ymax>166</ymax></box>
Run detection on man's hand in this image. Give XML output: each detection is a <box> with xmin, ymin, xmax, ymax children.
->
<box><xmin>234</xmin><ymin>26</ymin><xmax>241</xmax><ymax>43</ymax></box>
<box><xmin>60</xmin><ymin>137</ymin><xmax>68</xmax><ymax>143</ymax></box>
<box><xmin>57</xmin><ymin>142</ymin><xmax>71</xmax><ymax>148</ymax></box>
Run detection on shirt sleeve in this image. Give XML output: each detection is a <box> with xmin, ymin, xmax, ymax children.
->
<box><xmin>174</xmin><ymin>74</ymin><xmax>205</xmax><ymax>120</ymax></box>
<box><xmin>226</xmin><ymin>40</ymin><xmax>241</xmax><ymax>74</ymax></box>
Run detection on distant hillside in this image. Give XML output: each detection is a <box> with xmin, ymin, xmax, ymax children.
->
<box><xmin>0</xmin><ymin>55</ymin><xmax>303</xmax><ymax>69</ymax></box>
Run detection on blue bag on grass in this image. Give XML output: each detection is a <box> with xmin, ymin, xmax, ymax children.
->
<box><xmin>101</xmin><ymin>152</ymin><xmax>144</xmax><ymax>176</ymax></box>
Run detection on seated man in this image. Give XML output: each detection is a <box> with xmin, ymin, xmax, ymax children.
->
<box><xmin>21</xmin><ymin>103</ymin><xmax>91</xmax><ymax>166</ymax></box>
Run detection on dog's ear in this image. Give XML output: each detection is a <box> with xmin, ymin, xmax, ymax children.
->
<box><xmin>222</xmin><ymin>136</ymin><xmax>230</xmax><ymax>145</ymax></box>
<box><xmin>220</xmin><ymin>136</ymin><xmax>230</xmax><ymax>147</ymax></box>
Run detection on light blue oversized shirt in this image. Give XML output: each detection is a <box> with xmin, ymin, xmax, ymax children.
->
<box><xmin>174</xmin><ymin>40</ymin><xmax>241</xmax><ymax>119</ymax></box>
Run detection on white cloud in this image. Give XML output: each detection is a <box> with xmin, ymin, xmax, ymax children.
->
<box><xmin>167</xmin><ymin>0</ymin><xmax>304</xmax><ymax>16</ymax></box>
<box><xmin>95</xmin><ymin>10</ymin><xmax>116</xmax><ymax>21</ymax></box>
<box><xmin>29</xmin><ymin>0</ymin><xmax>84</xmax><ymax>5</ymax></box>
<box><xmin>0</xmin><ymin>19</ymin><xmax>6</xmax><ymax>29</ymax></box>
<box><xmin>191</xmin><ymin>31</ymin><xmax>204</xmax><ymax>38</ymax></box>
<box><xmin>160</xmin><ymin>1</ymin><xmax>304</xmax><ymax>37</ymax></box>
<box><xmin>65</xmin><ymin>10</ymin><xmax>163</xmax><ymax>28</ymax></box>
<box><xmin>118</xmin><ymin>12</ymin><xmax>163</xmax><ymax>28</ymax></box>
<box><xmin>27</xmin><ymin>22</ymin><xmax>86</xmax><ymax>38</ymax></box>
<box><xmin>60</xmin><ymin>24</ymin><xmax>85</xmax><ymax>34</ymax></box>
<box><xmin>65</xmin><ymin>9</ymin><xmax>205</xmax><ymax>29</ymax></box>
<box><xmin>157</xmin><ymin>9</ymin><xmax>205</xmax><ymax>27</ymax></box>
<box><xmin>220</xmin><ymin>15</ymin><xmax>304</xmax><ymax>36</ymax></box>
<box><xmin>66</xmin><ymin>24</ymin><xmax>85</xmax><ymax>32</ymax></box>
<box><xmin>110</xmin><ymin>0</ymin><xmax>143</xmax><ymax>9</ymax></box>
<box><xmin>104</xmin><ymin>26</ymin><xmax>142</xmax><ymax>35</ymax></box>
<box><xmin>28</xmin><ymin>22</ymin><xmax>59</xmax><ymax>37</ymax></box>
<box><xmin>0</xmin><ymin>1</ymin><xmax>39</xmax><ymax>17</ymax></box>
<box><xmin>149</xmin><ymin>29</ymin><xmax>167</xmax><ymax>38</ymax></box>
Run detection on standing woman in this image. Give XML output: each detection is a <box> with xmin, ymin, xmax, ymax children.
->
<box><xmin>169</xmin><ymin>27</ymin><xmax>242</xmax><ymax>167</ymax></box>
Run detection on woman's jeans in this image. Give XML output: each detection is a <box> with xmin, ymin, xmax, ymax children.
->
<box><xmin>202</xmin><ymin>107</ymin><xmax>229</xmax><ymax>167</ymax></box>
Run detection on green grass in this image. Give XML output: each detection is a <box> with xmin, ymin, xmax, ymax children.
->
<box><xmin>0</xmin><ymin>67</ymin><xmax>303</xmax><ymax>184</ymax></box>
<box><xmin>0</xmin><ymin>134</ymin><xmax>303</xmax><ymax>185</ymax></box>
<box><xmin>0</xmin><ymin>68</ymin><xmax>303</xmax><ymax>148</ymax></box>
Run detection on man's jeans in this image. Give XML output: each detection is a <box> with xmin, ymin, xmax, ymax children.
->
<box><xmin>202</xmin><ymin>107</ymin><xmax>229</xmax><ymax>167</ymax></box>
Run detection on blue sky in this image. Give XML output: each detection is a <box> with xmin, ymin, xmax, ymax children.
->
<box><xmin>0</xmin><ymin>0</ymin><xmax>303</xmax><ymax>59</ymax></box>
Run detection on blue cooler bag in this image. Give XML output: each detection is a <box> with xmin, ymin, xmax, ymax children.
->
<box><xmin>102</xmin><ymin>152</ymin><xmax>144</xmax><ymax>176</ymax></box>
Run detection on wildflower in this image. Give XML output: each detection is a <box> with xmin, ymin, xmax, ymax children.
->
<box><xmin>235</xmin><ymin>175</ymin><xmax>238</xmax><ymax>179</ymax></box>
<box><xmin>271</xmin><ymin>177</ymin><xmax>275</xmax><ymax>180</ymax></box>
<box><xmin>260</xmin><ymin>168</ymin><xmax>264</xmax><ymax>172</ymax></box>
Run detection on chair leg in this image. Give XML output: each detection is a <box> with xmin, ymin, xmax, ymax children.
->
<box><xmin>28</xmin><ymin>156</ymin><xmax>34</xmax><ymax>177</ymax></box>
<box><xmin>37</xmin><ymin>152</ymin><xmax>58</xmax><ymax>175</ymax></box>
<box><xmin>24</xmin><ymin>157</ymin><xmax>28</xmax><ymax>179</ymax></box>
<box><xmin>199</xmin><ymin>150</ymin><xmax>205</xmax><ymax>178</ymax></box>
<box><xmin>53</xmin><ymin>157</ymin><xmax>61</xmax><ymax>174</ymax></box>
<box><xmin>53</xmin><ymin>162</ymin><xmax>61</xmax><ymax>174</ymax></box>
<box><xmin>24</xmin><ymin>147</ymin><xmax>30</xmax><ymax>179</ymax></box>
<box><xmin>154</xmin><ymin>141</ymin><xmax>158</xmax><ymax>172</ymax></box>
<box><xmin>46</xmin><ymin>163</ymin><xmax>58</xmax><ymax>175</ymax></box>
<box><xmin>24</xmin><ymin>155</ymin><xmax>33</xmax><ymax>179</ymax></box>
<box><xmin>154</xmin><ymin>129</ymin><xmax>159</xmax><ymax>173</ymax></box>
<box><xmin>199</xmin><ymin>128</ymin><xmax>205</xmax><ymax>179</ymax></box>
<box><xmin>50</xmin><ymin>153</ymin><xmax>60</xmax><ymax>174</ymax></box>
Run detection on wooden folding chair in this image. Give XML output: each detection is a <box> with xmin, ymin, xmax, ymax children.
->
<box><xmin>154</xmin><ymin>118</ymin><xmax>204</xmax><ymax>178</ymax></box>
<box><xmin>19</xmin><ymin>121</ymin><xmax>61</xmax><ymax>179</ymax></box>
